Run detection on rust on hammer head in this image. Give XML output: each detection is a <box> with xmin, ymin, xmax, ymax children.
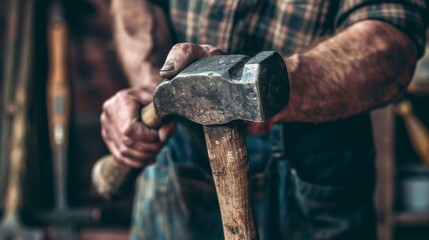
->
<box><xmin>153</xmin><ymin>51</ymin><xmax>290</xmax><ymax>125</ymax></box>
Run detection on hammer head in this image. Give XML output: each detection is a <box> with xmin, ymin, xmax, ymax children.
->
<box><xmin>154</xmin><ymin>51</ymin><xmax>289</xmax><ymax>125</ymax></box>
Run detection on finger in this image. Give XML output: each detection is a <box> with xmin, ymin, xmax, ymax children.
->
<box><xmin>123</xmin><ymin>121</ymin><xmax>161</xmax><ymax>142</ymax></box>
<box><xmin>158</xmin><ymin>121</ymin><xmax>177</xmax><ymax>142</ymax></box>
<box><xmin>117</xmin><ymin>144</ymin><xmax>157</xmax><ymax>164</ymax></box>
<box><xmin>159</xmin><ymin>43</ymin><xmax>224</xmax><ymax>79</ymax></box>
<box><xmin>105</xmin><ymin>139</ymin><xmax>148</xmax><ymax>168</ymax></box>
<box><xmin>104</xmin><ymin>106</ymin><xmax>161</xmax><ymax>151</ymax></box>
<box><xmin>101</xmin><ymin>125</ymin><xmax>144</xmax><ymax>168</ymax></box>
<box><xmin>111</xmin><ymin>125</ymin><xmax>158</xmax><ymax>167</ymax></box>
<box><xmin>100</xmin><ymin>113</ymin><xmax>111</xmax><ymax>140</ymax></box>
<box><xmin>105</xmin><ymin>124</ymin><xmax>158</xmax><ymax>168</ymax></box>
<box><xmin>101</xmin><ymin>125</ymin><xmax>111</xmax><ymax>142</ymax></box>
<box><xmin>105</xmin><ymin>91</ymin><xmax>158</xmax><ymax>143</ymax></box>
<box><xmin>127</xmin><ymin>88</ymin><xmax>153</xmax><ymax>106</ymax></box>
<box><xmin>121</xmin><ymin>135</ymin><xmax>162</xmax><ymax>153</ymax></box>
<box><xmin>107</xmin><ymin>122</ymin><xmax>159</xmax><ymax>161</ymax></box>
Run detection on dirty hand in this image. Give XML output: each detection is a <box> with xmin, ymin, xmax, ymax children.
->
<box><xmin>101</xmin><ymin>88</ymin><xmax>176</xmax><ymax>168</ymax></box>
<box><xmin>159</xmin><ymin>43</ymin><xmax>274</xmax><ymax>135</ymax></box>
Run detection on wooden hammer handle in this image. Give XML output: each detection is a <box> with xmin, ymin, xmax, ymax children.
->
<box><xmin>203</xmin><ymin>122</ymin><xmax>259</xmax><ymax>240</ymax></box>
<box><xmin>47</xmin><ymin>21</ymin><xmax>69</xmax><ymax>148</ymax></box>
<box><xmin>92</xmin><ymin>103</ymin><xmax>161</xmax><ymax>199</ymax></box>
<box><xmin>140</xmin><ymin>102</ymin><xmax>161</xmax><ymax>128</ymax></box>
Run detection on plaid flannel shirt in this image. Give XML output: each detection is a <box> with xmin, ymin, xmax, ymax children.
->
<box><xmin>153</xmin><ymin>0</ymin><xmax>427</xmax><ymax>57</ymax></box>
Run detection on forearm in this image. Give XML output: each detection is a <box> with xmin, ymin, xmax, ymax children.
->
<box><xmin>276</xmin><ymin>20</ymin><xmax>418</xmax><ymax>123</ymax></box>
<box><xmin>111</xmin><ymin>0</ymin><xmax>172</xmax><ymax>91</ymax></box>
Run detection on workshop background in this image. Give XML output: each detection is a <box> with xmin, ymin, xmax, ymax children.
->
<box><xmin>0</xmin><ymin>0</ymin><xmax>429</xmax><ymax>240</ymax></box>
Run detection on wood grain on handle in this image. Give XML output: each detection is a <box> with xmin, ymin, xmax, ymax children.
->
<box><xmin>92</xmin><ymin>103</ymin><xmax>160</xmax><ymax>199</ymax></box>
<box><xmin>140</xmin><ymin>102</ymin><xmax>161</xmax><ymax>128</ymax></box>
<box><xmin>396</xmin><ymin>100</ymin><xmax>429</xmax><ymax>166</ymax></box>
<box><xmin>47</xmin><ymin>21</ymin><xmax>69</xmax><ymax>148</ymax></box>
<box><xmin>203</xmin><ymin>122</ymin><xmax>259</xmax><ymax>240</ymax></box>
<box><xmin>91</xmin><ymin>155</ymin><xmax>139</xmax><ymax>199</ymax></box>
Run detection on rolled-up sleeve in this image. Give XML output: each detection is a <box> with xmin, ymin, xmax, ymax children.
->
<box><xmin>336</xmin><ymin>0</ymin><xmax>427</xmax><ymax>57</ymax></box>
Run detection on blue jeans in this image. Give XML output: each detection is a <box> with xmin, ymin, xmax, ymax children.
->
<box><xmin>131</xmin><ymin>114</ymin><xmax>376</xmax><ymax>240</ymax></box>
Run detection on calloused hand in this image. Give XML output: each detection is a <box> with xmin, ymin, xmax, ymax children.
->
<box><xmin>100</xmin><ymin>88</ymin><xmax>176</xmax><ymax>168</ymax></box>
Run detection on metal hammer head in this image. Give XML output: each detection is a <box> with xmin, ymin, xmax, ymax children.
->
<box><xmin>153</xmin><ymin>51</ymin><xmax>290</xmax><ymax>125</ymax></box>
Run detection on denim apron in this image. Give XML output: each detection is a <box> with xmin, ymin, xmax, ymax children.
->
<box><xmin>131</xmin><ymin>113</ymin><xmax>377</xmax><ymax>240</ymax></box>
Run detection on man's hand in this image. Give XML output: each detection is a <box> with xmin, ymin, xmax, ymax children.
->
<box><xmin>102</xmin><ymin>1</ymin><xmax>176</xmax><ymax>169</ymax></box>
<box><xmin>159</xmin><ymin>43</ymin><xmax>275</xmax><ymax>135</ymax></box>
<box><xmin>158</xmin><ymin>43</ymin><xmax>225</xmax><ymax>78</ymax></box>
<box><xmin>100</xmin><ymin>88</ymin><xmax>176</xmax><ymax>168</ymax></box>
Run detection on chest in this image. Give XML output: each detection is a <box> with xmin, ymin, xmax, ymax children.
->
<box><xmin>167</xmin><ymin>0</ymin><xmax>338</xmax><ymax>55</ymax></box>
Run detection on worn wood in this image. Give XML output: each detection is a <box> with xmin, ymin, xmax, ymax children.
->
<box><xmin>372</xmin><ymin>106</ymin><xmax>395</xmax><ymax>240</ymax></box>
<box><xmin>91</xmin><ymin>155</ymin><xmax>138</xmax><ymax>199</ymax></box>
<box><xmin>0</xmin><ymin>1</ymin><xmax>43</xmax><ymax>238</ymax></box>
<box><xmin>203</xmin><ymin>122</ymin><xmax>259</xmax><ymax>240</ymax></box>
<box><xmin>0</xmin><ymin>0</ymin><xmax>22</xmax><ymax>205</ymax></box>
<box><xmin>92</xmin><ymin>103</ymin><xmax>160</xmax><ymax>199</ymax></box>
<box><xmin>47</xmin><ymin>21</ymin><xmax>70</xmax><ymax>148</ymax></box>
<box><xmin>140</xmin><ymin>102</ymin><xmax>161</xmax><ymax>128</ymax></box>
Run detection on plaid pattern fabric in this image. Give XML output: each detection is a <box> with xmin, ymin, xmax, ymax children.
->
<box><xmin>153</xmin><ymin>0</ymin><xmax>426</xmax><ymax>57</ymax></box>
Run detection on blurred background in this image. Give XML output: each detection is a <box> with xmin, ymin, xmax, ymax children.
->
<box><xmin>0</xmin><ymin>0</ymin><xmax>130</xmax><ymax>239</ymax></box>
<box><xmin>0</xmin><ymin>0</ymin><xmax>429</xmax><ymax>240</ymax></box>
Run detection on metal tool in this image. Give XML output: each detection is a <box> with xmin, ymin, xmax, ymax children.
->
<box><xmin>93</xmin><ymin>51</ymin><xmax>290</xmax><ymax>239</ymax></box>
<box><xmin>0</xmin><ymin>0</ymin><xmax>43</xmax><ymax>239</ymax></box>
<box><xmin>0</xmin><ymin>0</ymin><xmax>23</xmax><ymax>204</ymax></box>
<box><xmin>41</xmin><ymin>3</ymin><xmax>100</xmax><ymax>239</ymax></box>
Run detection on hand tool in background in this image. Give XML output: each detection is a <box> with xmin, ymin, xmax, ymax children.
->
<box><xmin>41</xmin><ymin>3</ymin><xmax>100</xmax><ymax>239</ymax></box>
<box><xmin>92</xmin><ymin>51</ymin><xmax>290</xmax><ymax>240</ymax></box>
<box><xmin>0</xmin><ymin>0</ymin><xmax>24</xmax><ymax>203</ymax></box>
<box><xmin>396</xmin><ymin>100</ymin><xmax>429</xmax><ymax>166</ymax></box>
<box><xmin>0</xmin><ymin>0</ymin><xmax>43</xmax><ymax>239</ymax></box>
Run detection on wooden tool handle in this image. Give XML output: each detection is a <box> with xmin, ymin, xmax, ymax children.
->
<box><xmin>92</xmin><ymin>103</ymin><xmax>161</xmax><ymax>199</ymax></box>
<box><xmin>203</xmin><ymin>122</ymin><xmax>259</xmax><ymax>240</ymax></box>
<box><xmin>140</xmin><ymin>102</ymin><xmax>161</xmax><ymax>128</ymax></box>
<box><xmin>47</xmin><ymin>20</ymin><xmax>69</xmax><ymax>148</ymax></box>
<box><xmin>2</xmin><ymin>0</ymin><xmax>34</xmax><ymax>218</ymax></box>
<box><xmin>46</xmin><ymin>7</ymin><xmax>73</xmax><ymax>211</ymax></box>
<box><xmin>91</xmin><ymin>155</ymin><xmax>140</xmax><ymax>199</ymax></box>
<box><xmin>396</xmin><ymin>100</ymin><xmax>429</xmax><ymax>166</ymax></box>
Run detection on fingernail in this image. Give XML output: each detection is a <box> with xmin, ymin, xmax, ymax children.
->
<box><xmin>160</xmin><ymin>61</ymin><xmax>175</xmax><ymax>72</ymax></box>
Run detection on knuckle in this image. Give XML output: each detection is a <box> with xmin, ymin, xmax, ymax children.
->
<box><xmin>207</xmin><ymin>48</ymin><xmax>224</xmax><ymax>56</ymax></box>
<box><xmin>102</xmin><ymin>100</ymin><xmax>111</xmax><ymax>112</ymax></box>
<box><xmin>115</xmin><ymin>90</ymin><xmax>129</xmax><ymax>99</ymax></box>
<box><xmin>121</xmin><ymin>135</ymin><xmax>133</xmax><ymax>146</ymax></box>
<box><xmin>200</xmin><ymin>44</ymin><xmax>224</xmax><ymax>56</ymax></box>
<box><xmin>100</xmin><ymin>112</ymin><xmax>108</xmax><ymax>124</ymax></box>
<box><xmin>173</xmin><ymin>42</ymin><xmax>194</xmax><ymax>52</ymax></box>
<box><xmin>118</xmin><ymin>145</ymin><xmax>129</xmax><ymax>156</ymax></box>
<box><xmin>117</xmin><ymin>156</ymin><xmax>135</xmax><ymax>167</ymax></box>
<box><xmin>122</xmin><ymin>124</ymin><xmax>134</xmax><ymax>137</ymax></box>
<box><xmin>101</xmin><ymin>127</ymin><xmax>107</xmax><ymax>137</ymax></box>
